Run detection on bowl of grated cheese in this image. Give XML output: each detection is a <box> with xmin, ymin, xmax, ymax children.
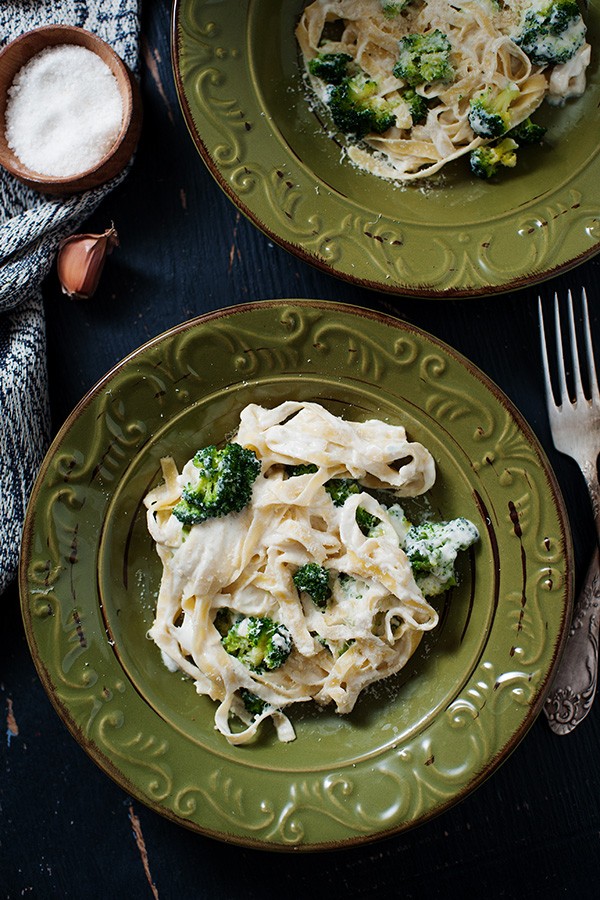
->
<box><xmin>0</xmin><ymin>24</ymin><xmax>142</xmax><ymax>195</ymax></box>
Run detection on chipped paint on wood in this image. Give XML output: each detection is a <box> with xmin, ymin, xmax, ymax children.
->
<box><xmin>128</xmin><ymin>803</ymin><xmax>159</xmax><ymax>898</ymax></box>
<box><xmin>6</xmin><ymin>697</ymin><xmax>19</xmax><ymax>746</ymax></box>
<box><xmin>228</xmin><ymin>211</ymin><xmax>242</xmax><ymax>273</ymax></box>
<box><xmin>142</xmin><ymin>37</ymin><xmax>174</xmax><ymax>123</ymax></box>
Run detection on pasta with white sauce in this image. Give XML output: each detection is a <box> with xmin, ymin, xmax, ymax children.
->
<box><xmin>296</xmin><ymin>0</ymin><xmax>591</xmax><ymax>181</ymax></box>
<box><xmin>145</xmin><ymin>401</ymin><xmax>478</xmax><ymax>745</ymax></box>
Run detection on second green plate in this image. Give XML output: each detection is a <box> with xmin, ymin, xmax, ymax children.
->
<box><xmin>172</xmin><ymin>0</ymin><xmax>600</xmax><ymax>297</ymax></box>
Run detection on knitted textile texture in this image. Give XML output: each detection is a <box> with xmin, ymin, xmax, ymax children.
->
<box><xmin>0</xmin><ymin>1</ymin><xmax>140</xmax><ymax>595</ymax></box>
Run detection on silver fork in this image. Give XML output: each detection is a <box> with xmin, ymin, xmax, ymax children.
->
<box><xmin>538</xmin><ymin>288</ymin><xmax>600</xmax><ymax>734</ymax></box>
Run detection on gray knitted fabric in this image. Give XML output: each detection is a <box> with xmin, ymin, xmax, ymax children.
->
<box><xmin>0</xmin><ymin>1</ymin><xmax>140</xmax><ymax>594</ymax></box>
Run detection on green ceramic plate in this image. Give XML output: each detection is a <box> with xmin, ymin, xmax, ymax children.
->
<box><xmin>171</xmin><ymin>0</ymin><xmax>600</xmax><ymax>298</ymax></box>
<box><xmin>20</xmin><ymin>301</ymin><xmax>572</xmax><ymax>849</ymax></box>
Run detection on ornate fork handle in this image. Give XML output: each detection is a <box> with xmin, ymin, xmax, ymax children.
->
<box><xmin>544</xmin><ymin>460</ymin><xmax>600</xmax><ymax>734</ymax></box>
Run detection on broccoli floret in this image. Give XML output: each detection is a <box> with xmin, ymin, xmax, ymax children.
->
<box><xmin>380</xmin><ymin>0</ymin><xmax>412</xmax><ymax>17</ymax></box>
<box><xmin>355</xmin><ymin>506</ymin><xmax>381</xmax><ymax>536</ymax></box>
<box><xmin>222</xmin><ymin>616</ymin><xmax>292</xmax><ymax>672</ymax></box>
<box><xmin>324</xmin><ymin>477</ymin><xmax>361</xmax><ymax>505</ymax></box>
<box><xmin>403</xmin><ymin>518</ymin><xmax>479</xmax><ymax>597</ymax></box>
<box><xmin>172</xmin><ymin>443</ymin><xmax>260</xmax><ymax>526</ymax></box>
<box><xmin>514</xmin><ymin>0</ymin><xmax>586</xmax><ymax>65</ymax></box>
<box><xmin>293</xmin><ymin>562</ymin><xmax>332</xmax><ymax>609</ymax></box>
<box><xmin>308</xmin><ymin>52</ymin><xmax>353</xmax><ymax>84</ymax></box>
<box><xmin>469</xmin><ymin>114</ymin><xmax>546</xmax><ymax>180</ymax></box>
<box><xmin>507</xmin><ymin>117</ymin><xmax>547</xmax><ymax>144</ymax></box>
<box><xmin>468</xmin><ymin>85</ymin><xmax>520</xmax><ymax>138</ymax></box>
<box><xmin>393</xmin><ymin>30</ymin><xmax>454</xmax><ymax>86</ymax></box>
<box><xmin>324</xmin><ymin>478</ymin><xmax>381</xmax><ymax>535</ymax></box>
<box><xmin>327</xmin><ymin>72</ymin><xmax>398</xmax><ymax>137</ymax></box>
<box><xmin>403</xmin><ymin>87</ymin><xmax>428</xmax><ymax>124</ymax></box>
<box><xmin>286</xmin><ymin>463</ymin><xmax>318</xmax><ymax>477</ymax></box>
<box><xmin>469</xmin><ymin>137</ymin><xmax>519</xmax><ymax>178</ymax></box>
<box><xmin>239</xmin><ymin>688</ymin><xmax>268</xmax><ymax>717</ymax></box>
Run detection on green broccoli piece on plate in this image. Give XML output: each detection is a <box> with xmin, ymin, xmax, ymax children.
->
<box><xmin>222</xmin><ymin>616</ymin><xmax>292</xmax><ymax>673</ymax></box>
<box><xmin>507</xmin><ymin>117</ymin><xmax>547</xmax><ymax>144</ymax></box>
<box><xmin>324</xmin><ymin>477</ymin><xmax>362</xmax><ymax>506</ymax></box>
<box><xmin>286</xmin><ymin>463</ymin><xmax>318</xmax><ymax>477</ymax></box>
<box><xmin>380</xmin><ymin>0</ymin><xmax>413</xmax><ymax>17</ymax></box>
<box><xmin>355</xmin><ymin>506</ymin><xmax>381</xmax><ymax>536</ymax></box>
<box><xmin>514</xmin><ymin>0</ymin><xmax>586</xmax><ymax>65</ymax></box>
<box><xmin>293</xmin><ymin>562</ymin><xmax>332</xmax><ymax>609</ymax></box>
<box><xmin>308</xmin><ymin>52</ymin><xmax>353</xmax><ymax>84</ymax></box>
<box><xmin>172</xmin><ymin>442</ymin><xmax>260</xmax><ymax>526</ymax></box>
<box><xmin>393</xmin><ymin>30</ymin><xmax>454</xmax><ymax>86</ymax></box>
<box><xmin>403</xmin><ymin>518</ymin><xmax>479</xmax><ymax>597</ymax></box>
<box><xmin>327</xmin><ymin>71</ymin><xmax>398</xmax><ymax>137</ymax></box>
<box><xmin>403</xmin><ymin>87</ymin><xmax>428</xmax><ymax>124</ymax></box>
<box><xmin>324</xmin><ymin>478</ymin><xmax>381</xmax><ymax>535</ymax></box>
<box><xmin>239</xmin><ymin>688</ymin><xmax>268</xmax><ymax>717</ymax></box>
<box><xmin>469</xmin><ymin>137</ymin><xmax>519</xmax><ymax>178</ymax></box>
<box><xmin>468</xmin><ymin>85</ymin><xmax>520</xmax><ymax>138</ymax></box>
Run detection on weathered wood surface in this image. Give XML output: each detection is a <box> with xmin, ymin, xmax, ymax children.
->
<box><xmin>2</xmin><ymin>2</ymin><xmax>599</xmax><ymax>896</ymax></box>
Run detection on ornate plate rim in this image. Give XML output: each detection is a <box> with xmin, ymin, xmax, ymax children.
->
<box><xmin>19</xmin><ymin>299</ymin><xmax>574</xmax><ymax>849</ymax></box>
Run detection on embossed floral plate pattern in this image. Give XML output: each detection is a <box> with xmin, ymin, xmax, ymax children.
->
<box><xmin>20</xmin><ymin>301</ymin><xmax>573</xmax><ymax>849</ymax></box>
<box><xmin>171</xmin><ymin>0</ymin><xmax>600</xmax><ymax>297</ymax></box>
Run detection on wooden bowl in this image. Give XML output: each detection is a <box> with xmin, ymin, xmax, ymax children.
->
<box><xmin>0</xmin><ymin>25</ymin><xmax>142</xmax><ymax>195</ymax></box>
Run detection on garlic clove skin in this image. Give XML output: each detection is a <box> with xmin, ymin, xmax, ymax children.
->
<box><xmin>57</xmin><ymin>225</ymin><xmax>119</xmax><ymax>299</ymax></box>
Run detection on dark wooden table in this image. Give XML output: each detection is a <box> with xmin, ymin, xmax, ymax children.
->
<box><xmin>2</xmin><ymin>2</ymin><xmax>600</xmax><ymax>896</ymax></box>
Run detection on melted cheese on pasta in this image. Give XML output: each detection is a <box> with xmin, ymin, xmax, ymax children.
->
<box><xmin>145</xmin><ymin>402</ymin><xmax>445</xmax><ymax>745</ymax></box>
<box><xmin>296</xmin><ymin>0</ymin><xmax>590</xmax><ymax>181</ymax></box>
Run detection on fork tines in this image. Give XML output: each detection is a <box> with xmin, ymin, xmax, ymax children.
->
<box><xmin>538</xmin><ymin>287</ymin><xmax>599</xmax><ymax>409</ymax></box>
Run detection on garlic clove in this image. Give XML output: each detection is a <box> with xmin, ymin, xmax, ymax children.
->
<box><xmin>57</xmin><ymin>224</ymin><xmax>119</xmax><ymax>299</ymax></box>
